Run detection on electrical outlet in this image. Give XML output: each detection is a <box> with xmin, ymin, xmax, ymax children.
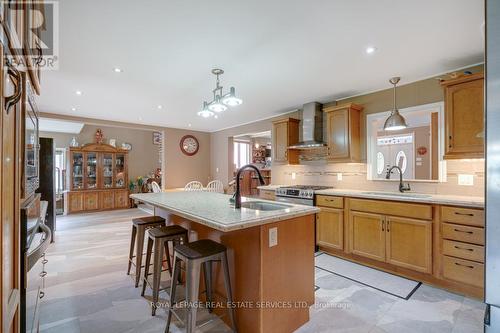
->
<box><xmin>269</xmin><ymin>227</ymin><xmax>278</xmax><ymax>247</ymax></box>
<box><xmin>458</xmin><ymin>174</ymin><xmax>474</xmax><ymax>186</ymax></box>
<box><xmin>337</xmin><ymin>173</ymin><xmax>343</xmax><ymax>181</ymax></box>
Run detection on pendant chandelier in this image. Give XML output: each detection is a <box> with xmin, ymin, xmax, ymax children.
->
<box><xmin>198</xmin><ymin>69</ymin><xmax>242</xmax><ymax>118</ymax></box>
<box><xmin>383</xmin><ymin>77</ymin><xmax>408</xmax><ymax>131</ymax></box>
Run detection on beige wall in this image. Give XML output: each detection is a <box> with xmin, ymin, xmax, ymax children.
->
<box><xmin>39</xmin><ymin>113</ymin><xmax>211</xmax><ymax>189</ymax></box>
<box><xmin>210</xmin><ymin>64</ymin><xmax>485</xmax><ymax>196</ymax></box>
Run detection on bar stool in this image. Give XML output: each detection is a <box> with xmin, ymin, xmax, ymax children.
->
<box><xmin>127</xmin><ymin>216</ymin><xmax>166</xmax><ymax>287</ymax></box>
<box><xmin>165</xmin><ymin>239</ymin><xmax>237</xmax><ymax>333</ymax></box>
<box><xmin>141</xmin><ymin>225</ymin><xmax>189</xmax><ymax>316</ymax></box>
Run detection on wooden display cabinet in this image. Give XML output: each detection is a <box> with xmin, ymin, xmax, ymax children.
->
<box><xmin>64</xmin><ymin>143</ymin><xmax>129</xmax><ymax>214</ymax></box>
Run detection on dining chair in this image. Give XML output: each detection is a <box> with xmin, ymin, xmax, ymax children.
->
<box><xmin>184</xmin><ymin>181</ymin><xmax>204</xmax><ymax>191</ymax></box>
<box><xmin>151</xmin><ymin>181</ymin><xmax>162</xmax><ymax>193</ymax></box>
<box><xmin>205</xmin><ymin>180</ymin><xmax>224</xmax><ymax>193</ymax></box>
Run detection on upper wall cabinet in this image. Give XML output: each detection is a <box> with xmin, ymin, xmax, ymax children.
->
<box><xmin>272</xmin><ymin>118</ymin><xmax>300</xmax><ymax>164</ymax></box>
<box><xmin>323</xmin><ymin>103</ymin><xmax>363</xmax><ymax>162</ymax></box>
<box><xmin>441</xmin><ymin>73</ymin><xmax>484</xmax><ymax>159</ymax></box>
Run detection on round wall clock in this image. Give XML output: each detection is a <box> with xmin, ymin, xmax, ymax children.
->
<box><xmin>180</xmin><ymin>135</ymin><xmax>199</xmax><ymax>156</ymax></box>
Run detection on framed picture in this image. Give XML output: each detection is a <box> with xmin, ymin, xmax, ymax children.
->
<box><xmin>109</xmin><ymin>139</ymin><xmax>116</xmax><ymax>147</ymax></box>
<box><xmin>153</xmin><ymin>132</ymin><xmax>162</xmax><ymax>145</ymax></box>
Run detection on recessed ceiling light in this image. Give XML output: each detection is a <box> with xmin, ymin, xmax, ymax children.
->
<box><xmin>365</xmin><ymin>46</ymin><xmax>377</xmax><ymax>54</ymax></box>
<box><xmin>157</xmin><ymin>105</ymin><xmax>163</xmax><ymax>109</ymax></box>
<box><xmin>75</xmin><ymin>90</ymin><xmax>82</xmax><ymax>96</ymax></box>
<box><xmin>71</xmin><ymin>107</ymin><xmax>77</xmax><ymax>111</ymax></box>
<box><xmin>113</xmin><ymin>67</ymin><xmax>123</xmax><ymax>73</ymax></box>
<box><xmin>188</xmin><ymin>124</ymin><xmax>192</xmax><ymax>127</ymax></box>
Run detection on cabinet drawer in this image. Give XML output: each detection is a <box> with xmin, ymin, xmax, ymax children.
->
<box><xmin>316</xmin><ymin>195</ymin><xmax>343</xmax><ymax>209</ymax></box>
<box><xmin>259</xmin><ymin>190</ymin><xmax>275</xmax><ymax>201</ymax></box>
<box><xmin>349</xmin><ymin>198</ymin><xmax>432</xmax><ymax>220</ymax></box>
<box><xmin>441</xmin><ymin>206</ymin><xmax>484</xmax><ymax>227</ymax></box>
<box><xmin>442</xmin><ymin>240</ymin><xmax>484</xmax><ymax>263</ymax></box>
<box><xmin>442</xmin><ymin>223</ymin><xmax>484</xmax><ymax>245</ymax></box>
<box><xmin>442</xmin><ymin>255</ymin><xmax>484</xmax><ymax>288</ymax></box>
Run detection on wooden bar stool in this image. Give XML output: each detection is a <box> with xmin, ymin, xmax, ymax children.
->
<box><xmin>127</xmin><ymin>216</ymin><xmax>166</xmax><ymax>287</ymax></box>
<box><xmin>165</xmin><ymin>239</ymin><xmax>237</xmax><ymax>333</ymax></box>
<box><xmin>142</xmin><ymin>225</ymin><xmax>189</xmax><ymax>316</ymax></box>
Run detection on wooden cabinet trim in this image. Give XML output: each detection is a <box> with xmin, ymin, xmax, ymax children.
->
<box><xmin>348</xmin><ymin>198</ymin><xmax>433</xmax><ymax>220</ymax></box>
<box><xmin>441</xmin><ymin>206</ymin><xmax>484</xmax><ymax>227</ymax></box>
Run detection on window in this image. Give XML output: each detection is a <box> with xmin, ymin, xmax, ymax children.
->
<box><xmin>233</xmin><ymin>141</ymin><xmax>250</xmax><ymax>169</ymax></box>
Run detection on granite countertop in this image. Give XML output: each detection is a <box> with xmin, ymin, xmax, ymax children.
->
<box><xmin>256</xmin><ymin>185</ymin><xmax>484</xmax><ymax>208</ymax></box>
<box><xmin>130</xmin><ymin>192</ymin><xmax>319</xmax><ymax>232</ymax></box>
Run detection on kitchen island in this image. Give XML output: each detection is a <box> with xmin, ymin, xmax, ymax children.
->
<box><xmin>130</xmin><ymin>191</ymin><xmax>319</xmax><ymax>333</ymax></box>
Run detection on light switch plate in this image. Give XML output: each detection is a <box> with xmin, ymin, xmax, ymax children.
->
<box><xmin>458</xmin><ymin>174</ymin><xmax>474</xmax><ymax>186</ymax></box>
<box><xmin>291</xmin><ymin>172</ymin><xmax>296</xmax><ymax>180</ymax></box>
<box><xmin>337</xmin><ymin>173</ymin><xmax>343</xmax><ymax>181</ymax></box>
<box><xmin>269</xmin><ymin>227</ymin><xmax>278</xmax><ymax>247</ymax></box>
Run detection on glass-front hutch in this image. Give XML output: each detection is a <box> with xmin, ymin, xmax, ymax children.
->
<box><xmin>65</xmin><ymin>143</ymin><xmax>129</xmax><ymax>214</ymax></box>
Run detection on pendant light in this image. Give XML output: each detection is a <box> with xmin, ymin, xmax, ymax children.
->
<box><xmin>200</xmin><ymin>69</ymin><xmax>243</xmax><ymax>117</ymax></box>
<box><xmin>197</xmin><ymin>102</ymin><xmax>214</xmax><ymax>118</ymax></box>
<box><xmin>383</xmin><ymin>77</ymin><xmax>408</xmax><ymax>131</ymax></box>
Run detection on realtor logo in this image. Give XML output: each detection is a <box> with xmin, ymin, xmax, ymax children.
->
<box><xmin>3</xmin><ymin>1</ymin><xmax>59</xmax><ymax>70</ymax></box>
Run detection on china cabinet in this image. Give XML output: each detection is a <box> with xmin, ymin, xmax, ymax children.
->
<box><xmin>64</xmin><ymin>143</ymin><xmax>129</xmax><ymax>214</ymax></box>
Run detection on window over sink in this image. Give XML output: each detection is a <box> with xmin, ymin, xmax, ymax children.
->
<box><xmin>366</xmin><ymin>102</ymin><xmax>446</xmax><ymax>182</ymax></box>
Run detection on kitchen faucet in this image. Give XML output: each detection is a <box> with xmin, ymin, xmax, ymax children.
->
<box><xmin>385</xmin><ymin>165</ymin><xmax>411</xmax><ymax>193</ymax></box>
<box><xmin>233</xmin><ymin>164</ymin><xmax>266</xmax><ymax>208</ymax></box>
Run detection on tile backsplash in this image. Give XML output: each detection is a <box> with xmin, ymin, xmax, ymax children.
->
<box><xmin>271</xmin><ymin>159</ymin><xmax>484</xmax><ymax>197</ymax></box>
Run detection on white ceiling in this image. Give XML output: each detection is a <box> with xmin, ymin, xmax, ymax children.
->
<box><xmin>39</xmin><ymin>117</ymin><xmax>84</xmax><ymax>134</ymax></box>
<box><xmin>37</xmin><ymin>0</ymin><xmax>484</xmax><ymax>132</ymax></box>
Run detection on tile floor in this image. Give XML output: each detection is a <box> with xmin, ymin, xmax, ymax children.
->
<box><xmin>39</xmin><ymin>209</ymin><xmax>485</xmax><ymax>333</ymax></box>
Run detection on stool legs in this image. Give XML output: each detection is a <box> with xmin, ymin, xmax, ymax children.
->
<box><xmin>135</xmin><ymin>226</ymin><xmax>146</xmax><ymax>287</ymax></box>
<box><xmin>127</xmin><ymin>225</ymin><xmax>137</xmax><ymax>275</ymax></box>
<box><xmin>141</xmin><ymin>238</ymin><xmax>154</xmax><ymax>297</ymax></box>
<box><xmin>165</xmin><ymin>254</ymin><xmax>181</xmax><ymax>333</ymax></box>
<box><xmin>186</xmin><ymin>260</ymin><xmax>201</xmax><ymax>333</ymax></box>
<box><xmin>221</xmin><ymin>252</ymin><xmax>237</xmax><ymax>333</ymax></box>
<box><xmin>203</xmin><ymin>261</ymin><xmax>213</xmax><ymax>313</ymax></box>
<box><xmin>152</xmin><ymin>239</ymin><xmax>165</xmax><ymax>316</ymax></box>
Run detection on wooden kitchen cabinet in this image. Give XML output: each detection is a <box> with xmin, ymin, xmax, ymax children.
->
<box><xmin>349</xmin><ymin>211</ymin><xmax>386</xmax><ymax>262</ymax></box>
<box><xmin>84</xmin><ymin>192</ymin><xmax>99</xmax><ymax>211</ymax></box>
<box><xmin>323</xmin><ymin>103</ymin><xmax>363</xmax><ymax>162</ymax></box>
<box><xmin>114</xmin><ymin>190</ymin><xmax>129</xmax><ymax>209</ymax></box>
<box><xmin>317</xmin><ymin>207</ymin><xmax>344</xmax><ymax>251</ymax></box>
<box><xmin>272</xmin><ymin>118</ymin><xmax>300</xmax><ymax>164</ymax></box>
<box><xmin>67</xmin><ymin>192</ymin><xmax>84</xmax><ymax>213</ymax></box>
<box><xmin>385</xmin><ymin>216</ymin><xmax>432</xmax><ymax>273</ymax></box>
<box><xmin>100</xmin><ymin>191</ymin><xmax>115</xmax><ymax>210</ymax></box>
<box><xmin>441</xmin><ymin>73</ymin><xmax>484</xmax><ymax>159</ymax></box>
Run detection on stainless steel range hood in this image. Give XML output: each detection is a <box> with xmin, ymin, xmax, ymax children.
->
<box><xmin>288</xmin><ymin>102</ymin><xmax>326</xmax><ymax>149</ymax></box>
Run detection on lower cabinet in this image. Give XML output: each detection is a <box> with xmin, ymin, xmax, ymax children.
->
<box><xmin>84</xmin><ymin>192</ymin><xmax>99</xmax><ymax>211</ymax></box>
<box><xmin>385</xmin><ymin>216</ymin><xmax>432</xmax><ymax>273</ymax></box>
<box><xmin>316</xmin><ymin>207</ymin><xmax>344</xmax><ymax>251</ymax></box>
<box><xmin>350</xmin><ymin>211</ymin><xmax>386</xmax><ymax>262</ymax></box>
<box><xmin>65</xmin><ymin>189</ymin><xmax>129</xmax><ymax>214</ymax></box>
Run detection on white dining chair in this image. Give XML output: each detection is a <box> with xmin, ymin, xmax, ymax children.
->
<box><xmin>151</xmin><ymin>181</ymin><xmax>162</xmax><ymax>193</ymax></box>
<box><xmin>184</xmin><ymin>181</ymin><xmax>204</xmax><ymax>191</ymax></box>
<box><xmin>205</xmin><ymin>180</ymin><xmax>224</xmax><ymax>193</ymax></box>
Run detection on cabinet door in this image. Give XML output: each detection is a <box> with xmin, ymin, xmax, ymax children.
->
<box><xmin>100</xmin><ymin>191</ymin><xmax>114</xmax><ymax>210</ymax></box>
<box><xmin>445</xmin><ymin>78</ymin><xmax>484</xmax><ymax>158</ymax></box>
<box><xmin>385</xmin><ymin>216</ymin><xmax>432</xmax><ymax>273</ymax></box>
<box><xmin>68</xmin><ymin>192</ymin><xmax>84</xmax><ymax>213</ymax></box>
<box><xmin>85</xmin><ymin>152</ymin><xmax>98</xmax><ymax>189</ymax></box>
<box><xmin>317</xmin><ymin>207</ymin><xmax>343</xmax><ymax>251</ymax></box>
<box><xmin>71</xmin><ymin>152</ymin><xmax>84</xmax><ymax>190</ymax></box>
<box><xmin>114</xmin><ymin>153</ymin><xmax>126</xmax><ymax>188</ymax></box>
<box><xmin>83</xmin><ymin>192</ymin><xmax>99</xmax><ymax>211</ymax></box>
<box><xmin>273</xmin><ymin>121</ymin><xmax>288</xmax><ymax>162</ymax></box>
<box><xmin>114</xmin><ymin>190</ymin><xmax>129</xmax><ymax>209</ymax></box>
<box><xmin>327</xmin><ymin>109</ymin><xmax>349</xmax><ymax>159</ymax></box>
<box><xmin>349</xmin><ymin>211</ymin><xmax>386</xmax><ymax>262</ymax></box>
<box><xmin>101</xmin><ymin>153</ymin><xmax>114</xmax><ymax>189</ymax></box>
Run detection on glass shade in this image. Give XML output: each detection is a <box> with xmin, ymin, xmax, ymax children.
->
<box><xmin>208</xmin><ymin>95</ymin><xmax>227</xmax><ymax>112</ymax></box>
<box><xmin>222</xmin><ymin>87</ymin><xmax>243</xmax><ymax>106</ymax></box>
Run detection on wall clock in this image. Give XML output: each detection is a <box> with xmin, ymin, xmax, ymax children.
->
<box><xmin>180</xmin><ymin>135</ymin><xmax>199</xmax><ymax>156</ymax></box>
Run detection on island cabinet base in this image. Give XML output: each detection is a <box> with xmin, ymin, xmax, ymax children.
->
<box><xmin>161</xmin><ymin>211</ymin><xmax>316</xmax><ymax>333</ymax></box>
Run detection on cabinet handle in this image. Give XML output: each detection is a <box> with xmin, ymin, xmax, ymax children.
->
<box><xmin>454</xmin><ymin>228</ymin><xmax>473</xmax><ymax>234</ymax></box>
<box><xmin>387</xmin><ymin>221</ymin><xmax>390</xmax><ymax>232</ymax></box>
<box><xmin>382</xmin><ymin>220</ymin><xmax>385</xmax><ymax>231</ymax></box>
<box><xmin>4</xmin><ymin>65</ymin><xmax>22</xmax><ymax>114</ymax></box>
<box><xmin>454</xmin><ymin>212</ymin><xmax>474</xmax><ymax>217</ymax></box>
<box><xmin>39</xmin><ymin>271</ymin><xmax>47</xmax><ymax>277</ymax></box>
<box><xmin>454</xmin><ymin>245</ymin><xmax>474</xmax><ymax>252</ymax></box>
<box><xmin>39</xmin><ymin>291</ymin><xmax>45</xmax><ymax>299</ymax></box>
<box><xmin>42</xmin><ymin>259</ymin><xmax>48</xmax><ymax>264</ymax></box>
<box><xmin>454</xmin><ymin>262</ymin><xmax>474</xmax><ymax>269</ymax></box>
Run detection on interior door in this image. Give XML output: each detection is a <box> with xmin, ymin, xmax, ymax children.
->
<box><xmin>385</xmin><ymin>216</ymin><xmax>432</xmax><ymax>273</ymax></box>
<box><xmin>1</xmin><ymin>42</ymin><xmax>21</xmax><ymax>333</ymax></box>
<box><xmin>316</xmin><ymin>207</ymin><xmax>343</xmax><ymax>251</ymax></box>
<box><xmin>349</xmin><ymin>211</ymin><xmax>386</xmax><ymax>262</ymax></box>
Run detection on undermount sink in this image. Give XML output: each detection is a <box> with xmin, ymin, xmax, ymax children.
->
<box><xmin>240</xmin><ymin>201</ymin><xmax>292</xmax><ymax>211</ymax></box>
<box><xmin>361</xmin><ymin>191</ymin><xmax>432</xmax><ymax>199</ymax></box>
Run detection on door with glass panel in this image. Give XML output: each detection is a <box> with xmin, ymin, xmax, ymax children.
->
<box><xmin>102</xmin><ymin>153</ymin><xmax>114</xmax><ymax>189</ymax></box>
<box><xmin>85</xmin><ymin>152</ymin><xmax>98</xmax><ymax>189</ymax></box>
<box><xmin>71</xmin><ymin>152</ymin><xmax>84</xmax><ymax>190</ymax></box>
<box><xmin>115</xmin><ymin>153</ymin><xmax>126</xmax><ymax>188</ymax></box>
